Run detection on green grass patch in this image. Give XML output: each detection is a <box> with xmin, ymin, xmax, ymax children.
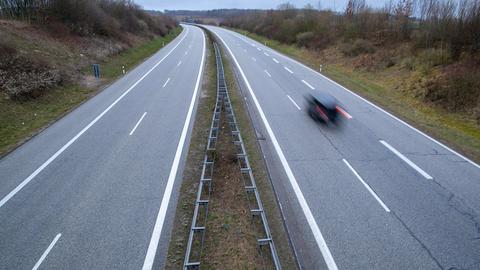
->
<box><xmin>231</xmin><ymin>28</ymin><xmax>480</xmax><ymax>162</ymax></box>
<box><xmin>0</xmin><ymin>28</ymin><xmax>181</xmax><ymax>156</ymax></box>
<box><xmin>100</xmin><ymin>28</ymin><xmax>182</xmax><ymax>79</ymax></box>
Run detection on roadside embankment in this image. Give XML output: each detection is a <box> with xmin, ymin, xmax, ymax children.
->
<box><xmin>230</xmin><ymin>29</ymin><xmax>480</xmax><ymax>163</ymax></box>
<box><xmin>0</xmin><ymin>17</ymin><xmax>180</xmax><ymax>156</ymax></box>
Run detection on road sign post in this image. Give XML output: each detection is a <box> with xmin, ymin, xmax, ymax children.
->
<box><xmin>93</xmin><ymin>64</ymin><xmax>100</xmax><ymax>79</ymax></box>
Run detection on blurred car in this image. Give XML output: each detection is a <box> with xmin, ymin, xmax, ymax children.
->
<box><xmin>306</xmin><ymin>92</ymin><xmax>349</xmax><ymax>124</ymax></box>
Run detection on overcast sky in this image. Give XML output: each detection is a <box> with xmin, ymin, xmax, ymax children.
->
<box><xmin>136</xmin><ymin>0</ymin><xmax>385</xmax><ymax>12</ymax></box>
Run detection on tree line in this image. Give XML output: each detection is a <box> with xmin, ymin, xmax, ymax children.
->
<box><xmin>0</xmin><ymin>0</ymin><xmax>177</xmax><ymax>37</ymax></box>
<box><xmin>222</xmin><ymin>0</ymin><xmax>480</xmax><ymax>60</ymax></box>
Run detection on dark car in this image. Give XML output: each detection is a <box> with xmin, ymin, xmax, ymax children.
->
<box><xmin>306</xmin><ymin>92</ymin><xmax>340</xmax><ymax>124</ymax></box>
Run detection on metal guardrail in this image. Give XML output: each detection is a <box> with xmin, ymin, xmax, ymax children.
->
<box><xmin>183</xmin><ymin>47</ymin><xmax>225</xmax><ymax>269</ymax></box>
<box><xmin>183</xmin><ymin>41</ymin><xmax>281</xmax><ymax>270</ymax></box>
<box><xmin>213</xmin><ymin>42</ymin><xmax>281</xmax><ymax>270</ymax></box>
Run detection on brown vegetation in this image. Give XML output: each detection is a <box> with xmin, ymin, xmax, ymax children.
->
<box><xmin>221</xmin><ymin>0</ymin><xmax>480</xmax><ymax>120</ymax></box>
<box><xmin>0</xmin><ymin>0</ymin><xmax>177</xmax><ymax>99</ymax></box>
<box><xmin>0</xmin><ymin>40</ymin><xmax>61</xmax><ymax>99</ymax></box>
<box><xmin>0</xmin><ymin>0</ymin><xmax>176</xmax><ymax>37</ymax></box>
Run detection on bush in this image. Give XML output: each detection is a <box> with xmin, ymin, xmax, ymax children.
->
<box><xmin>340</xmin><ymin>39</ymin><xmax>376</xmax><ymax>57</ymax></box>
<box><xmin>0</xmin><ymin>42</ymin><xmax>61</xmax><ymax>99</ymax></box>
<box><xmin>296</xmin><ymin>31</ymin><xmax>315</xmax><ymax>48</ymax></box>
<box><xmin>1</xmin><ymin>68</ymin><xmax>62</xmax><ymax>99</ymax></box>
<box><xmin>0</xmin><ymin>0</ymin><xmax>178</xmax><ymax>38</ymax></box>
<box><xmin>400</xmin><ymin>57</ymin><xmax>415</xmax><ymax>70</ymax></box>
<box><xmin>417</xmin><ymin>48</ymin><xmax>452</xmax><ymax>68</ymax></box>
<box><xmin>423</xmin><ymin>63</ymin><xmax>480</xmax><ymax>112</ymax></box>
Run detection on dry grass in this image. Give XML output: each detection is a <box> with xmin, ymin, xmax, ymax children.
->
<box><xmin>200</xmin><ymin>116</ymin><xmax>265</xmax><ymax>269</ymax></box>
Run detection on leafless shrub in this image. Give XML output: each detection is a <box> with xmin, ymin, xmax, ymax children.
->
<box><xmin>340</xmin><ymin>39</ymin><xmax>376</xmax><ymax>57</ymax></box>
<box><xmin>222</xmin><ymin>0</ymin><xmax>480</xmax><ymax>58</ymax></box>
<box><xmin>219</xmin><ymin>0</ymin><xmax>480</xmax><ymax>114</ymax></box>
<box><xmin>423</xmin><ymin>62</ymin><xmax>480</xmax><ymax>111</ymax></box>
<box><xmin>0</xmin><ymin>0</ymin><xmax>178</xmax><ymax>38</ymax></box>
<box><xmin>296</xmin><ymin>31</ymin><xmax>315</xmax><ymax>48</ymax></box>
<box><xmin>0</xmin><ymin>50</ymin><xmax>61</xmax><ymax>99</ymax></box>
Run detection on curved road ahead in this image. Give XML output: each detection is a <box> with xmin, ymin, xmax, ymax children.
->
<box><xmin>205</xmin><ymin>25</ymin><xmax>480</xmax><ymax>270</ymax></box>
<box><xmin>0</xmin><ymin>25</ymin><xmax>205</xmax><ymax>269</ymax></box>
<box><xmin>1</xmin><ymin>23</ymin><xmax>480</xmax><ymax>270</ymax></box>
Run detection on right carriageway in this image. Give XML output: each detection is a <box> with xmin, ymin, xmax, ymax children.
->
<box><xmin>204</xmin><ymin>25</ymin><xmax>480</xmax><ymax>270</ymax></box>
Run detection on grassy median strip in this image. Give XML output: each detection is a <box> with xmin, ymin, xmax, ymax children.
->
<box><xmin>219</xmin><ymin>42</ymin><xmax>298</xmax><ymax>269</ymax></box>
<box><xmin>232</xmin><ymin>29</ymin><xmax>480</xmax><ymax>163</ymax></box>
<box><xmin>0</xmin><ymin>28</ymin><xmax>181</xmax><ymax>157</ymax></box>
<box><xmin>166</xmin><ymin>31</ymin><xmax>297</xmax><ymax>269</ymax></box>
<box><xmin>200</xmin><ymin>86</ymin><xmax>266</xmax><ymax>269</ymax></box>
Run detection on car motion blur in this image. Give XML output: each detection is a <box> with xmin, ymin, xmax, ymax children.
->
<box><xmin>306</xmin><ymin>92</ymin><xmax>350</xmax><ymax>124</ymax></box>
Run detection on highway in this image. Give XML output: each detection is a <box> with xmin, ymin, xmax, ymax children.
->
<box><xmin>205</xmin><ymin>25</ymin><xmax>480</xmax><ymax>270</ymax></box>
<box><xmin>0</xmin><ymin>24</ymin><xmax>205</xmax><ymax>269</ymax></box>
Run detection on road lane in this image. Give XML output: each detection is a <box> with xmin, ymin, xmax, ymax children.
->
<box><xmin>0</xmin><ymin>24</ymin><xmax>206</xmax><ymax>270</ymax></box>
<box><xmin>207</xmin><ymin>26</ymin><xmax>480</xmax><ymax>269</ymax></box>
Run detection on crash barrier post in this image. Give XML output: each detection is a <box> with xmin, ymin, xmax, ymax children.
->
<box><xmin>183</xmin><ymin>41</ymin><xmax>282</xmax><ymax>270</ymax></box>
<box><xmin>183</xmin><ymin>42</ymin><xmax>225</xmax><ymax>270</ymax></box>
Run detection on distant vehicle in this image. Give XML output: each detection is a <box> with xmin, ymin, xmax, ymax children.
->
<box><xmin>306</xmin><ymin>92</ymin><xmax>348</xmax><ymax>124</ymax></box>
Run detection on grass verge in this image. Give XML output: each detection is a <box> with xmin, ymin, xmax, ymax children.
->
<box><xmin>0</xmin><ymin>27</ymin><xmax>181</xmax><ymax>157</ymax></box>
<box><xmin>232</xmin><ymin>29</ymin><xmax>480</xmax><ymax>163</ymax></box>
<box><xmin>100</xmin><ymin>28</ymin><xmax>181</xmax><ymax>79</ymax></box>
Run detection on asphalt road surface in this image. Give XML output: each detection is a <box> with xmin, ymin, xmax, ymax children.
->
<box><xmin>0</xmin><ymin>24</ymin><xmax>205</xmax><ymax>270</ymax></box>
<box><xmin>205</xmin><ymin>25</ymin><xmax>480</xmax><ymax>270</ymax></box>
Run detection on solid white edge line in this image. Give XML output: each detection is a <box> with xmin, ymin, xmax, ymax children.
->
<box><xmin>380</xmin><ymin>140</ymin><xmax>434</xmax><ymax>180</ymax></box>
<box><xmin>129</xmin><ymin>112</ymin><xmax>147</xmax><ymax>136</ymax></box>
<box><xmin>264</xmin><ymin>70</ymin><xmax>271</xmax><ymax>77</ymax></box>
<box><xmin>287</xmin><ymin>95</ymin><xmax>301</xmax><ymax>111</ymax></box>
<box><xmin>142</xmin><ymin>27</ymin><xmax>206</xmax><ymax>270</ymax></box>
<box><xmin>227</xmin><ymin>29</ymin><xmax>480</xmax><ymax>170</ymax></box>
<box><xmin>284</xmin><ymin>66</ymin><xmax>294</xmax><ymax>74</ymax></box>
<box><xmin>301</xmin><ymin>79</ymin><xmax>315</xmax><ymax>90</ymax></box>
<box><xmin>162</xmin><ymin>78</ymin><xmax>171</xmax><ymax>88</ymax></box>
<box><xmin>32</xmin><ymin>233</ymin><xmax>61</xmax><ymax>270</ymax></box>
<box><xmin>0</xmin><ymin>27</ymin><xmax>190</xmax><ymax>209</ymax></box>
<box><xmin>211</xmin><ymin>29</ymin><xmax>339</xmax><ymax>270</ymax></box>
<box><xmin>342</xmin><ymin>159</ymin><xmax>391</xmax><ymax>212</ymax></box>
